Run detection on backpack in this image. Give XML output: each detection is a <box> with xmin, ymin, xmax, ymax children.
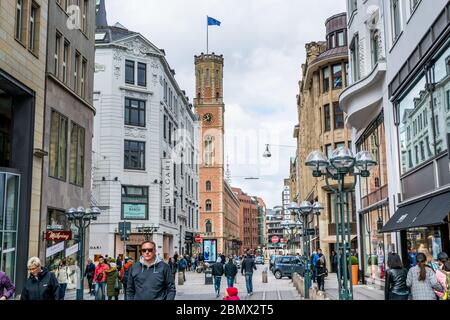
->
<box><xmin>179</xmin><ymin>259</ymin><xmax>187</xmax><ymax>270</ymax></box>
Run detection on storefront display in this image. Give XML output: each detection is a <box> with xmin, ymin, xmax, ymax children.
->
<box><xmin>406</xmin><ymin>227</ymin><xmax>442</xmax><ymax>263</ymax></box>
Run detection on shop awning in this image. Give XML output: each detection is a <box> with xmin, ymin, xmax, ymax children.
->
<box><xmin>320</xmin><ymin>235</ymin><xmax>357</xmax><ymax>243</ymax></box>
<box><xmin>408</xmin><ymin>191</ymin><xmax>450</xmax><ymax>228</ymax></box>
<box><xmin>380</xmin><ymin>198</ymin><xmax>431</xmax><ymax>233</ymax></box>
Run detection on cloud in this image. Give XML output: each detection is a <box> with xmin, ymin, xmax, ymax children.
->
<box><xmin>105</xmin><ymin>0</ymin><xmax>347</xmax><ymax>208</ymax></box>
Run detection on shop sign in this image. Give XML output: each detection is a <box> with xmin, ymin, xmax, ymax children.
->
<box><xmin>65</xmin><ymin>243</ymin><xmax>79</xmax><ymax>257</ymax></box>
<box><xmin>123</xmin><ymin>204</ymin><xmax>146</xmax><ymax>219</ymax></box>
<box><xmin>46</xmin><ymin>241</ymin><xmax>65</xmax><ymax>258</ymax></box>
<box><xmin>162</xmin><ymin>159</ymin><xmax>174</xmax><ymax>207</ymax></box>
<box><xmin>47</xmin><ymin>224</ymin><xmax>63</xmax><ymax>231</ymax></box>
<box><xmin>45</xmin><ymin>231</ymin><xmax>72</xmax><ymax>241</ymax></box>
<box><xmin>271</xmin><ymin>236</ymin><xmax>279</xmax><ymax>244</ymax></box>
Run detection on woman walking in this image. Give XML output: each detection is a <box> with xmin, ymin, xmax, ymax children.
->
<box><xmin>384</xmin><ymin>253</ymin><xmax>409</xmax><ymax>300</ymax></box>
<box><xmin>105</xmin><ymin>262</ymin><xmax>120</xmax><ymax>300</ymax></box>
<box><xmin>21</xmin><ymin>257</ymin><xmax>59</xmax><ymax>300</ymax></box>
<box><xmin>55</xmin><ymin>259</ymin><xmax>71</xmax><ymax>300</ymax></box>
<box><xmin>406</xmin><ymin>252</ymin><xmax>442</xmax><ymax>300</ymax></box>
<box><xmin>435</xmin><ymin>252</ymin><xmax>450</xmax><ymax>300</ymax></box>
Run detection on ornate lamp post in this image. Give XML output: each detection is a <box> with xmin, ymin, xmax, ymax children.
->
<box><xmin>281</xmin><ymin>220</ymin><xmax>302</xmax><ymax>254</ymax></box>
<box><xmin>305</xmin><ymin>147</ymin><xmax>376</xmax><ymax>300</ymax></box>
<box><xmin>66</xmin><ymin>206</ymin><xmax>101</xmax><ymax>300</ymax></box>
<box><xmin>289</xmin><ymin>201</ymin><xmax>323</xmax><ymax>299</ymax></box>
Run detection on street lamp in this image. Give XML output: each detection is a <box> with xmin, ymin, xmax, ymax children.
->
<box><xmin>66</xmin><ymin>206</ymin><xmax>101</xmax><ymax>300</ymax></box>
<box><xmin>262</xmin><ymin>144</ymin><xmax>296</xmax><ymax>158</ymax></box>
<box><xmin>136</xmin><ymin>223</ymin><xmax>159</xmax><ymax>241</ymax></box>
<box><xmin>281</xmin><ymin>220</ymin><xmax>302</xmax><ymax>254</ymax></box>
<box><xmin>289</xmin><ymin>201</ymin><xmax>323</xmax><ymax>299</ymax></box>
<box><xmin>305</xmin><ymin>146</ymin><xmax>376</xmax><ymax>300</ymax></box>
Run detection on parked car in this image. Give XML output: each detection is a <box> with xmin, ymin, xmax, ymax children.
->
<box><xmin>272</xmin><ymin>256</ymin><xmax>306</xmax><ymax>279</ymax></box>
<box><xmin>269</xmin><ymin>255</ymin><xmax>281</xmax><ymax>271</ymax></box>
<box><xmin>255</xmin><ymin>256</ymin><xmax>264</xmax><ymax>265</ymax></box>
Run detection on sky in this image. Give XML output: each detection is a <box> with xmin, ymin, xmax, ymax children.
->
<box><xmin>104</xmin><ymin>0</ymin><xmax>347</xmax><ymax>209</ymax></box>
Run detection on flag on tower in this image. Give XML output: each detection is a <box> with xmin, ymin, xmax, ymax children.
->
<box><xmin>207</xmin><ymin>16</ymin><xmax>221</xmax><ymax>26</ymax></box>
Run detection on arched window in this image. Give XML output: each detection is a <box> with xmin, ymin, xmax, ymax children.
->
<box><xmin>206</xmin><ymin>180</ymin><xmax>211</xmax><ymax>191</ymax></box>
<box><xmin>205</xmin><ymin>220</ymin><xmax>212</xmax><ymax>233</ymax></box>
<box><xmin>205</xmin><ymin>199</ymin><xmax>212</xmax><ymax>212</ymax></box>
<box><xmin>204</xmin><ymin>135</ymin><xmax>215</xmax><ymax>166</ymax></box>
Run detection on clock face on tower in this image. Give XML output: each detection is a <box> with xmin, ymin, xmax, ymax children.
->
<box><xmin>203</xmin><ymin>113</ymin><xmax>213</xmax><ymax>124</ymax></box>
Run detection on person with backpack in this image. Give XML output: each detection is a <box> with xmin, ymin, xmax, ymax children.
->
<box><xmin>212</xmin><ymin>257</ymin><xmax>224</xmax><ymax>297</ymax></box>
<box><xmin>406</xmin><ymin>252</ymin><xmax>442</xmax><ymax>300</ymax></box>
<box><xmin>93</xmin><ymin>256</ymin><xmax>109</xmax><ymax>300</ymax></box>
<box><xmin>224</xmin><ymin>256</ymin><xmax>238</xmax><ymax>288</ymax></box>
<box><xmin>121</xmin><ymin>258</ymin><xmax>133</xmax><ymax>300</ymax></box>
<box><xmin>55</xmin><ymin>259</ymin><xmax>72</xmax><ymax>300</ymax></box>
<box><xmin>384</xmin><ymin>253</ymin><xmax>409</xmax><ymax>300</ymax></box>
<box><xmin>178</xmin><ymin>256</ymin><xmax>187</xmax><ymax>282</ymax></box>
<box><xmin>435</xmin><ymin>252</ymin><xmax>450</xmax><ymax>300</ymax></box>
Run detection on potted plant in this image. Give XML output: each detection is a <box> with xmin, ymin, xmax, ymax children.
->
<box><xmin>350</xmin><ymin>256</ymin><xmax>359</xmax><ymax>285</ymax></box>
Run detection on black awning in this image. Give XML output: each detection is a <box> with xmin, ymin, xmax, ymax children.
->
<box><xmin>380</xmin><ymin>198</ymin><xmax>431</xmax><ymax>233</ymax></box>
<box><xmin>408</xmin><ymin>191</ymin><xmax>450</xmax><ymax>228</ymax></box>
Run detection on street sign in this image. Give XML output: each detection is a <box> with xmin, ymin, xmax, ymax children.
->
<box><xmin>195</xmin><ymin>235</ymin><xmax>202</xmax><ymax>243</ymax></box>
<box><xmin>119</xmin><ymin>221</ymin><xmax>131</xmax><ymax>241</ymax></box>
<box><xmin>271</xmin><ymin>236</ymin><xmax>279</xmax><ymax>244</ymax></box>
<box><xmin>281</xmin><ymin>238</ymin><xmax>288</xmax><ymax>243</ymax></box>
<box><xmin>303</xmin><ymin>229</ymin><xmax>316</xmax><ymax>236</ymax></box>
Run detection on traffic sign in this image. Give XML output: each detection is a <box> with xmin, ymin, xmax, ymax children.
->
<box><xmin>281</xmin><ymin>238</ymin><xmax>288</xmax><ymax>243</ymax></box>
<box><xmin>195</xmin><ymin>235</ymin><xmax>202</xmax><ymax>243</ymax></box>
<box><xmin>271</xmin><ymin>236</ymin><xmax>279</xmax><ymax>244</ymax></box>
<box><xmin>119</xmin><ymin>221</ymin><xmax>131</xmax><ymax>241</ymax></box>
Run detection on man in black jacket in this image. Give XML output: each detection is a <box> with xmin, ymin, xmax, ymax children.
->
<box><xmin>21</xmin><ymin>257</ymin><xmax>59</xmax><ymax>300</ymax></box>
<box><xmin>224</xmin><ymin>256</ymin><xmax>238</xmax><ymax>288</ymax></box>
<box><xmin>211</xmin><ymin>257</ymin><xmax>224</xmax><ymax>297</ymax></box>
<box><xmin>241</xmin><ymin>252</ymin><xmax>257</xmax><ymax>296</ymax></box>
<box><xmin>126</xmin><ymin>241</ymin><xmax>176</xmax><ymax>300</ymax></box>
<box><xmin>85</xmin><ymin>259</ymin><xmax>96</xmax><ymax>295</ymax></box>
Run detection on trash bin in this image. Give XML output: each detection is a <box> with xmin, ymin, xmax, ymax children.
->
<box><xmin>204</xmin><ymin>268</ymin><xmax>213</xmax><ymax>285</ymax></box>
<box><xmin>262</xmin><ymin>267</ymin><xmax>268</xmax><ymax>283</ymax></box>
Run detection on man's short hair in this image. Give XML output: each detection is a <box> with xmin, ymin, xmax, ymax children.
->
<box><xmin>141</xmin><ymin>240</ymin><xmax>156</xmax><ymax>249</ymax></box>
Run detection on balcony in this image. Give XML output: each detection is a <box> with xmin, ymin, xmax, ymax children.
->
<box><xmin>339</xmin><ymin>62</ymin><xmax>386</xmax><ymax>131</ymax></box>
<box><xmin>361</xmin><ymin>185</ymin><xmax>388</xmax><ymax>209</ymax></box>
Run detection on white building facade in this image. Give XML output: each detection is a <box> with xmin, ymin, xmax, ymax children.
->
<box><xmin>341</xmin><ymin>0</ymin><xmax>450</xmax><ymax>287</ymax></box>
<box><xmin>90</xmin><ymin>19</ymin><xmax>199</xmax><ymax>261</ymax></box>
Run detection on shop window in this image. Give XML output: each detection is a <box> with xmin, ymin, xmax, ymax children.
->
<box><xmin>121</xmin><ymin>186</ymin><xmax>148</xmax><ymax>220</ymax></box>
<box><xmin>406</xmin><ymin>227</ymin><xmax>442</xmax><ymax>264</ymax></box>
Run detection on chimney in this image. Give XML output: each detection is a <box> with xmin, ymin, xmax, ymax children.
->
<box><xmin>96</xmin><ymin>0</ymin><xmax>108</xmax><ymax>27</ymax></box>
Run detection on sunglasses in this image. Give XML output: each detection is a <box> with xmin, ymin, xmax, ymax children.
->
<box><xmin>141</xmin><ymin>248</ymin><xmax>154</xmax><ymax>253</ymax></box>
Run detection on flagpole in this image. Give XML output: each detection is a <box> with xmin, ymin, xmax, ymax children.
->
<box><xmin>206</xmin><ymin>15</ymin><xmax>209</xmax><ymax>54</ymax></box>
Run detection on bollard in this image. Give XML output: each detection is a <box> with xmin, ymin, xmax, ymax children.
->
<box><xmin>178</xmin><ymin>272</ymin><xmax>184</xmax><ymax>285</ymax></box>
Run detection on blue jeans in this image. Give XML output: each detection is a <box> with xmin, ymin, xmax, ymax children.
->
<box><xmin>214</xmin><ymin>276</ymin><xmax>222</xmax><ymax>295</ymax></box>
<box><xmin>95</xmin><ymin>282</ymin><xmax>106</xmax><ymax>300</ymax></box>
<box><xmin>227</xmin><ymin>276</ymin><xmax>235</xmax><ymax>288</ymax></box>
<box><xmin>245</xmin><ymin>273</ymin><xmax>253</xmax><ymax>294</ymax></box>
<box><xmin>58</xmin><ymin>283</ymin><xmax>67</xmax><ymax>300</ymax></box>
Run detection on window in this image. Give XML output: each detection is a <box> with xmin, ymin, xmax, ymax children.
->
<box><xmin>348</xmin><ymin>0</ymin><xmax>357</xmax><ymax>13</ymax></box>
<box><xmin>391</xmin><ymin>0</ymin><xmax>402</xmax><ymax>42</ymax></box>
<box><xmin>446</xmin><ymin>90</ymin><xmax>450</xmax><ymax>111</ymax></box>
<box><xmin>332</xmin><ymin>64</ymin><xmax>342</xmax><ymax>89</ymax></box>
<box><xmin>206</xmin><ymin>69</ymin><xmax>210</xmax><ymax>84</ymax></box>
<box><xmin>326</xmin><ymin>144</ymin><xmax>332</xmax><ymax>159</ymax></box>
<box><xmin>415</xmin><ymin>145</ymin><xmax>419</xmax><ymax>164</ymax></box>
<box><xmin>121</xmin><ymin>186</ymin><xmax>148</xmax><ymax>220</ymax></box>
<box><xmin>371</xmin><ymin>30</ymin><xmax>379</xmax><ymax>69</ymax></box>
<box><xmin>174</xmin><ymin>198</ymin><xmax>177</xmax><ymax>224</ymax></box>
<box><xmin>125</xmin><ymin>98</ymin><xmax>146</xmax><ymax>127</ymax></box>
<box><xmin>324</xmin><ymin>104</ymin><xmax>331</xmax><ymax>132</ymax></box>
<box><xmin>334</xmin><ymin>103</ymin><xmax>344</xmax><ymax>129</ymax></box>
<box><xmin>335</xmin><ymin>142</ymin><xmax>345</xmax><ymax>150</ymax></box>
<box><xmin>337</xmin><ymin>31</ymin><xmax>345</xmax><ymax>47</ymax></box>
<box><xmin>138</xmin><ymin>62</ymin><xmax>147</xmax><ymax>86</ymax></box>
<box><xmin>322</xmin><ymin>67</ymin><xmax>330</xmax><ymax>92</ymax></box>
<box><xmin>350</xmin><ymin>34</ymin><xmax>360</xmax><ymax>82</ymax></box>
<box><xmin>205</xmin><ymin>220</ymin><xmax>212</xmax><ymax>233</ymax></box>
<box><xmin>74</xmin><ymin>52</ymin><xmax>80</xmax><ymax>93</ymax></box>
<box><xmin>69</xmin><ymin>122</ymin><xmax>85</xmax><ymax>186</ymax></box>
<box><xmin>205</xmin><ymin>200</ymin><xmax>212</xmax><ymax>212</ymax></box>
<box><xmin>164</xmin><ymin>80</ymin><xmax>167</xmax><ymax>102</ymax></box>
<box><xmin>82</xmin><ymin>0</ymin><xmax>88</xmax><ymax>34</ymax></box>
<box><xmin>55</xmin><ymin>33</ymin><xmax>61</xmax><ymax>77</ymax></box>
<box><xmin>204</xmin><ymin>136</ymin><xmax>214</xmax><ymax>166</ymax></box>
<box><xmin>125</xmin><ymin>60</ymin><xmax>135</xmax><ymax>84</ymax></box>
<box><xmin>124</xmin><ymin>140</ymin><xmax>145</xmax><ymax>170</ymax></box>
<box><xmin>206</xmin><ymin>181</ymin><xmax>211</xmax><ymax>192</ymax></box>
<box><xmin>163</xmin><ymin>207</ymin><xmax>166</xmax><ymax>220</ymax></box>
<box><xmin>15</xmin><ymin>0</ymin><xmax>24</xmax><ymax>41</ymax></box>
<box><xmin>49</xmin><ymin>111</ymin><xmax>68</xmax><ymax>180</ymax></box>
<box><xmin>81</xmin><ymin>59</ymin><xmax>87</xmax><ymax>98</ymax></box>
<box><xmin>329</xmin><ymin>33</ymin><xmax>335</xmax><ymax>49</ymax></box>
<box><xmin>63</xmin><ymin>40</ymin><xmax>69</xmax><ymax>84</ymax></box>
<box><xmin>168</xmin><ymin>122</ymin><xmax>172</xmax><ymax>144</ymax></box>
<box><xmin>420</xmin><ymin>141</ymin><xmax>425</xmax><ymax>160</ymax></box>
<box><xmin>173</xmin><ymin>163</ymin><xmax>176</xmax><ymax>186</ymax></box>
<box><xmin>163</xmin><ymin>115</ymin><xmax>168</xmax><ymax>140</ymax></box>
<box><xmin>29</xmin><ymin>2</ymin><xmax>39</xmax><ymax>54</ymax></box>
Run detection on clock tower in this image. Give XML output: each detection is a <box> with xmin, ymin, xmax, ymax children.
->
<box><xmin>194</xmin><ymin>53</ymin><xmax>239</xmax><ymax>256</ymax></box>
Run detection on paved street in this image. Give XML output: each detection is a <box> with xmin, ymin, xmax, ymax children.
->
<box><xmin>321</xmin><ymin>273</ymin><xmax>384</xmax><ymax>300</ymax></box>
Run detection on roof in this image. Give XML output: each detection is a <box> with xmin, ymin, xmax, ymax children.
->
<box><xmin>312</xmin><ymin>46</ymin><xmax>348</xmax><ymax>64</ymax></box>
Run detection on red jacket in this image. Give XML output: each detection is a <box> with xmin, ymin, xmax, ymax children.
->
<box><xmin>120</xmin><ymin>261</ymin><xmax>133</xmax><ymax>281</ymax></box>
<box><xmin>93</xmin><ymin>263</ymin><xmax>109</xmax><ymax>283</ymax></box>
<box><xmin>223</xmin><ymin>287</ymin><xmax>240</xmax><ymax>300</ymax></box>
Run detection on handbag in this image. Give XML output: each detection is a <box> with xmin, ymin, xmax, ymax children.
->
<box><xmin>96</xmin><ymin>272</ymin><xmax>104</xmax><ymax>282</ymax></box>
<box><xmin>114</xmin><ymin>275</ymin><xmax>120</xmax><ymax>290</ymax></box>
